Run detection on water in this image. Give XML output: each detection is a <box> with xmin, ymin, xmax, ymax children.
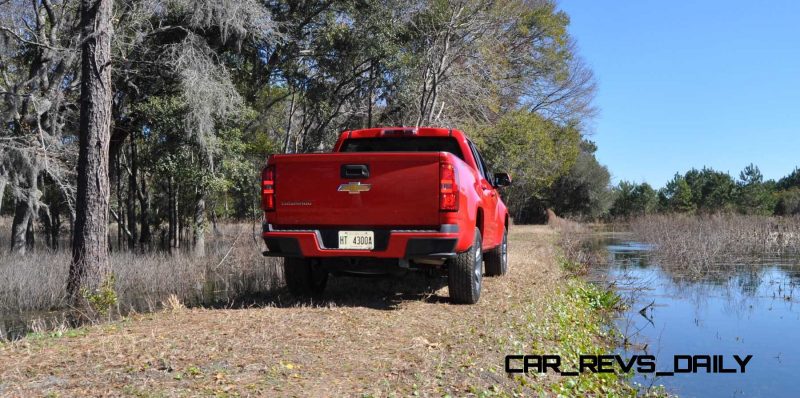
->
<box><xmin>600</xmin><ymin>234</ymin><xmax>800</xmax><ymax>398</ymax></box>
<box><xmin>0</xmin><ymin>311</ymin><xmax>69</xmax><ymax>340</ymax></box>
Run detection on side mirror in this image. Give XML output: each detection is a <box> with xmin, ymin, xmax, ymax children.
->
<box><xmin>493</xmin><ymin>172</ymin><xmax>512</xmax><ymax>187</ymax></box>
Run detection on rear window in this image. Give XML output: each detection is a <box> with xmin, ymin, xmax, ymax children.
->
<box><xmin>340</xmin><ymin>137</ymin><xmax>464</xmax><ymax>160</ymax></box>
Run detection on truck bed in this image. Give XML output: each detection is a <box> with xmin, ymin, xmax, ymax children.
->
<box><xmin>269</xmin><ymin>152</ymin><xmax>445</xmax><ymax>228</ymax></box>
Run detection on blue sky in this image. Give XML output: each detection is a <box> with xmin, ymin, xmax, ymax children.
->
<box><xmin>558</xmin><ymin>1</ymin><xmax>800</xmax><ymax>188</ymax></box>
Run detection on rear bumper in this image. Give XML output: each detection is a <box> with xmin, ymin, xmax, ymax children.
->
<box><xmin>262</xmin><ymin>223</ymin><xmax>459</xmax><ymax>259</ymax></box>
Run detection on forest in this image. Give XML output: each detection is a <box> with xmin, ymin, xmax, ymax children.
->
<box><xmin>608</xmin><ymin>165</ymin><xmax>800</xmax><ymax>219</ymax></box>
<box><xmin>0</xmin><ymin>0</ymin><xmax>598</xmax><ymax>247</ymax></box>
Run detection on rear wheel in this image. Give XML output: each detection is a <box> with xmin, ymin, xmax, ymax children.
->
<box><xmin>283</xmin><ymin>258</ymin><xmax>328</xmax><ymax>298</ymax></box>
<box><xmin>485</xmin><ymin>226</ymin><xmax>508</xmax><ymax>276</ymax></box>
<box><xmin>447</xmin><ymin>229</ymin><xmax>483</xmax><ymax>304</ymax></box>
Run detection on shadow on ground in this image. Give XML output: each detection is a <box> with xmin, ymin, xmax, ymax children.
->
<box><xmin>219</xmin><ymin>271</ymin><xmax>450</xmax><ymax>311</ymax></box>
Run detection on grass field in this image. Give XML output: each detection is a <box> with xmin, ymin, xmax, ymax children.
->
<box><xmin>0</xmin><ymin>221</ymin><xmax>282</xmax><ymax>321</ymax></box>
<box><xmin>0</xmin><ymin>225</ymin><xmax>643</xmax><ymax>397</ymax></box>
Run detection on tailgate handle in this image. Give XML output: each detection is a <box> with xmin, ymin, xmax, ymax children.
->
<box><xmin>341</xmin><ymin>164</ymin><xmax>370</xmax><ymax>179</ymax></box>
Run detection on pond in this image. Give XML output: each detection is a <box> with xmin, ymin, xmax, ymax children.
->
<box><xmin>599</xmin><ymin>234</ymin><xmax>800</xmax><ymax>397</ymax></box>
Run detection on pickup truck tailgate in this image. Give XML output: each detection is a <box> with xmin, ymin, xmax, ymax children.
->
<box><xmin>271</xmin><ymin>153</ymin><xmax>441</xmax><ymax>227</ymax></box>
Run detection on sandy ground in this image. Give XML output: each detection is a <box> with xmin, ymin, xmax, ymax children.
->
<box><xmin>0</xmin><ymin>225</ymin><xmax>565</xmax><ymax>397</ymax></box>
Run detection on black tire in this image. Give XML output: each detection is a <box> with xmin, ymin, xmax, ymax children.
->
<box><xmin>485</xmin><ymin>226</ymin><xmax>508</xmax><ymax>276</ymax></box>
<box><xmin>283</xmin><ymin>257</ymin><xmax>328</xmax><ymax>298</ymax></box>
<box><xmin>447</xmin><ymin>228</ymin><xmax>483</xmax><ymax>304</ymax></box>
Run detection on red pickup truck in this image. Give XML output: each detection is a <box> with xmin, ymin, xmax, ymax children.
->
<box><xmin>261</xmin><ymin>127</ymin><xmax>511</xmax><ymax>304</ymax></box>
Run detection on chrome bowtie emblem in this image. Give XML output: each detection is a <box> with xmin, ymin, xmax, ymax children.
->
<box><xmin>338</xmin><ymin>182</ymin><xmax>371</xmax><ymax>194</ymax></box>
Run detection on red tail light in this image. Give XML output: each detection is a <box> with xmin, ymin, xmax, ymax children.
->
<box><xmin>440</xmin><ymin>160</ymin><xmax>459</xmax><ymax>211</ymax></box>
<box><xmin>262</xmin><ymin>165</ymin><xmax>275</xmax><ymax>211</ymax></box>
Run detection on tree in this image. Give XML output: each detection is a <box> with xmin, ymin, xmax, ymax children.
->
<box><xmin>103</xmin><ymin>0</ymin><xmax>276</xmax><ymax>254</ymax></box>
<box><xmin>0</xmin><ymin>157</ymin><xmax>7</xmax><ymax>213</ymax></box>
<box><xmin>9</xmin><ymin>158</ymin><xmax>39</xmax><ymax>253</ymax></box>
<box><xmin>735</xmin><ymin>163</ymin><xmax>775</xmax><ymax>215</ymax></box>
<box><xmin>380</xmin><ymin>0</ymin><xmax>595</xmax><ymax>129</ymax></box>
<box><xmin>610</xmin><ymin>181</ymin><xmax>657</xmax><ymax>219</ymax></box>
<box><xmin>473</xmin><ymin>110</ymin><xmax>581</xmax><ymax>223</ymax></box>
<box><xmin>671</xmin><ymin>178</ymin><xmax>695</xmax><ymax>213</ymax></box>
<box><xmin>0</xmin><ymin>0</ymin><xmax>604</xmax><ymax>255</ymax></box>
<box><xmin>0</xmin><ymin>0</ymin><xmax>81</xmax><ymax>252</ymax></box>
<box><xmin>777</xmin><ymin>167</ymin><xmax>800</xmax><ymax>190</ymax></box>
<box><xmin>683</xmin><ymin>167</ymin><xmax>735</xmax><ymax>213</ymax></box>
<box><xmin>660</xmin><ymin>174</ymin><xmax>695</xmax><ymax>213</ymax></box>
<box><xmin>775</xmin><ymin>187</ymin><xmax>800</xmax><ymax>215</ymax></box>
<box><xmin>67</xmin><ymin>0</ymin><xmax>114</xmax><ymax>304</ymax></box>
<box><xmin>550</xmin><ymin>140</ymin><xmax>612</xmax><ymax>220</ymax></box>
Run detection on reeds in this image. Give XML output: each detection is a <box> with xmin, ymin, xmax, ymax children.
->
<box><xmin>629</xmin><ymin>214</ymin><xmax>800</xmax><ymax>275</ymax></box>
<box><xmin>0</xmin><ymin>222</ymin><xmax>282</xmax><ymax>317</ymax></box>
<box><xmin>547</xmin><ymin>211</ymin><xmax>606</xmax><ymax>273</ymax></box>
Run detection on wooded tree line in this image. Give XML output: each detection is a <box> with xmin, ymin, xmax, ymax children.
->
<box><xmin>1</xmin><ymin>0</ymin><xmax>600</xmax><ymax>258</ymax></box>
<box><xmin>610</xmin><ymin>165</ymin><xmax>800</xmax><ymax>219</ymax></box>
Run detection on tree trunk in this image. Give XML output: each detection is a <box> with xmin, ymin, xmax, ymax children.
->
<box><xmin>283</xmin><ymin>91</ymin><xmax>295</xmax><ymax>154</ymax></box>
<box><xmin>25</xmin><ymin>218</ymin><xmax>35</xmax><ymax>251</ymax></box>
<box><xmin>50</xmin><ymin>203</ymin><xmax>61</xmax><ymax>250</ymax></box>
<box><xmin>168</xmin><ymin>176</ymin><xmax>180</xmax><ymax>252</ymax></box>
<box><xmin>176</xmin><ymin>184</ymin><xmax>180</xmax><ymax>249</ymax></box>
<box><xmin>67</xmin><ymin>0</ymin><xmax>114</xmax><ymax>302</ymax></box>
<box><xmin>11</xmin><ymin>200</ymin><xmax>32</xmax><ymax>254</ymax></box>
<box><xmin>0</xmin><ymin>172</ymin><xmax>7</xmax><ymax>213</ymax></box>
<box><xmin>10</xmin><ymin>168</ymin><xmax>39</xmax><ymax>254</ymax></box>
<box><xmin>39</xmin><ymin>206</ymin><xmax>52</xmax><ymax>249</ymax></box>
<box><xmin>127</xmin><ymin>138</ymin><xmax>138</xmax><ymax>249</ymax></box>
<box><xmin>210</xmin><ymin>207</ymin><xmax>220</xmax><ymax>236</ymax></box>
<box><xmin>367</xmin><ymin>60</ymin><xmax>375</xmax><ymax>128</ymax></box>
<box><xmin>115</xmin><ymin>153</ymin><xmax>124</xmax><ymax>249</ymax></box>
<box><xmin>193</xmin><ymin>193</ymin><xmax>206</xmax><ymax>258</ymax></box>
<box><xmin>138</xmin><ymin>172</ymin><xmax>151</xmax><ymax>247</ymax></box>
<box><xmin>167</xmin><ymin>177</ymin><xmax>174</xmax><ymax>251</ymax></box>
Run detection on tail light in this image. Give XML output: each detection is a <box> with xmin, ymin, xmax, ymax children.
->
<box><xmin>261</xmin><ymin>165</ymin><xmax>275</xmax><ymax>211</ymax></box>
<box><xmin>440</xmin><ymin>160</ymin><xmax>459</xmax><ymax>211</ymax></box>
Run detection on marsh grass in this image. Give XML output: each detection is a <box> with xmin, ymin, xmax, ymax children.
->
<box><xmin>0</xmin><ymin>220</ymin><xmax>281</xmax><ymax>338</ymax></box>
<box><xmin>629</xmin><ymin>214</ymin><xmax>800</xmax><ymax>276</ymax></box>
<box><xmin>545</xmin><ymin>220</ymin><xmax>667</xmax><ymax>396</ymax></box>
<box><xmin>548</xmin><ymin>214</ymin><xmax>606</xmax><ymax>274</ymax></box>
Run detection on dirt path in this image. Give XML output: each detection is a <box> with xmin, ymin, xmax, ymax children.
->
<box><xmin>0</xmin><ymin>226</ymin><xmax>565</xmax><ymax>397</ymax></box>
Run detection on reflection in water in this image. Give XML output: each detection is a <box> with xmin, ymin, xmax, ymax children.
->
<box><xmin>597</xmin><ymin>234</ymin><xmax>800</xmax><ymax>398</ymax></box>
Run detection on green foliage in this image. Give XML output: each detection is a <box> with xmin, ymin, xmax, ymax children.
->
<box><xmin>474</xmin><ymin>111</ymin><xmax>581</xmax><ymax>223</ymax></box>
<box><xmin>660</xmin><ymin>174</ymin><xmax>696</xmax><ymax>213</ymax></box>
<box><xmin>610</xmin><ymin>164</ymin><xmax>800</xmax><ymax>219</ymax></box>
<box><xmin>82</xmin><ymin>275</ymin><xmax>118</xmax><ymax>316</ymax></box>
<box><xmin>558</xmin><ymin>256</ymin><xmax>587</xmax><ymax>275</ymax></box>
<box><xmin>626</xmin><ymin>167</ymin><xmax>736</xmax><ymax>217</ymax></box>
<box><xmin>549</xmin><ymin>141</ymin><xmax>613</xmax><ymax>220</ymax></box>
<box><xmin>777</xmin><ymin>168</ymin><xmax>800</xmax><ymax>190</ymax></box>
<box><xmin>571</xmin><ymin>282</ymin><xmax>623</xmax><ymax>311</ymax></box>
<box><xmin>735</xmin><ymin>164</ymin><xmax>776</xmax><ymax>215</ymax></box>
<box><xmin>531</xmin><ymin>279</ymin><xmax>634</xmax><ymax>396</ymax></box>
<box><xmin>684</xmin><ymin>167</ymin><xmax>736</xmax><ymax>213</ymax></box>
<box><xmin>775</xmin><ymin>187</ymin><xmax>800</xmax><ymax>215</ymax></box>
<box><xmin>610</xmin><ymin>181</ymin><xmax>658</xmax><ymax>219</ymax></box>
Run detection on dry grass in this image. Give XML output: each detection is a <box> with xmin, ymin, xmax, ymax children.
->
<box><xmin>546</xmin><ymin>210</ymin><xmax>605</xmax><ymax>273</ymax></box>
<box><xmin>630</xmin><ymin>214</ymin><xmax>800</xmax><ymax>274</ymax></box>
<box><xmin>0</xmin><ymin>221</ymin><xmax>282</xmax><ymax>337</ymax></box>
<box><xmin>0</xmin><ymin>225</ymin><xmax>584</xmax><ymax>397</ymax></box>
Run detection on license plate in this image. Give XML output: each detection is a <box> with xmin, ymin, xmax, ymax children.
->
<box><xmin>338</xmin><ymin>231</ymin><xmax>374</xmax><ymax>250</ymax></box>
